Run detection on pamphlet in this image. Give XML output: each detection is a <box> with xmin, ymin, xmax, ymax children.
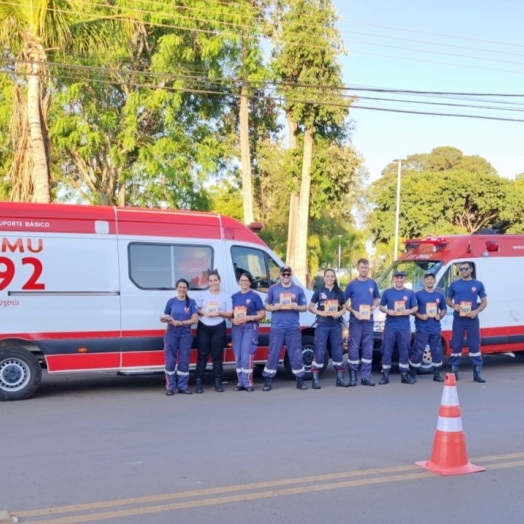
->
<box><xmin>394</xmin><ymin>300</ymin><xmax>406</xmax><ymax>313</ymax></box>
<box><xmin>459</xmin><ymin>301</ymin><xmax>472</xmax><ymax>317</ymax></box>
<box><xmin>280</xmin><ymin>293</ymin><xmax>293</xmax><ymax>309</ymax></box>
<box><xmin>359</xmin><ymin>304</ymin><xmax>371</xmax><ymax>319</ymax></box>
<box><xmin>325</xmin><ymin>300</ymin><xmax>339</xmax><ymax>313</ymax></box>
<box><xmin>234</xmin><ymin>306</ymin><xmax>247</xmax><ymax>319</ymax></box>
<box><xmin>205</xmin><ymin>301</ymin><xmax>219</xmax><ymax>314</ymax></box>
<box><xmin>426</xmin><ymin>302</ymin><xmax>438</xmax><ymax>317</ymax></box>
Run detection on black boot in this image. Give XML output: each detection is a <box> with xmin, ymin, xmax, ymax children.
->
<box><xmin>215</xmin><ymin>378</ymin><xmax>224</xmax><ymax>392</ymax></box>
<box><xmin>336</xmin><ymin>370</ymin><xmax>349</xmax><ymax>387</ymax></box>
<box><xmin>263</xmin><ymin>377</ymin><xmax>272</xmax><ymax>391</ymax></box>
<box><xmin>296</xmin><ymin>377</ymin><xmax>307</xmax><ymax>390</ymax></box>
<box><xmin>409</xmin><ymin>365</ymin><xmax>418</xmax><ymax>383</ymax></box>
<box><xmin>348</xmin><ymin>370</ymin><xmax>357</xmax><ymax>387</ymax></box>
<box><xmin>433</xmin><ymin>367</ymin><xmax>444</xmax><ymax>382</ymax></box>
<box><xmin>312</xmin><ymin>372</ymin><xmax>321</xmax><ymax>389</ymax></box>
<box><xmin>401</xmin><ymin>371</ymin><xmax>416</xmax><ymax>384</ymax></box>
<box><xmin>195</xmin><ymin>378</ymin><xmax>203</xmax><ymax>394</ymax></box>
<box><xmin>451</xmin><ymin>365</ymin><xmax>460</xmax><ymax>381</ymax></box>
<box><xmin>379</xmin><ymin>371</ymin><xmax>389</xmax><ymax>385</ymax></box>
<box><xmin>361</xmin><ymin>377</ymin><xmax>375</xmax><ymax>386</ymax></box>
<box><xmin>473</xmin><ymin>366</ymin><xmax>486</xmax><ymax>383</ymax></box>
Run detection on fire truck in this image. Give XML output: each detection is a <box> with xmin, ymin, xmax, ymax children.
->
<box><xmin>0</xmin><ymin>203</ymin><xmax>319</xmax><ymax>400</ymax></box>
<box><xmin>373</xmin><ymin>234</ymin><xmax>524</xmax><ymax>372</ymax></box>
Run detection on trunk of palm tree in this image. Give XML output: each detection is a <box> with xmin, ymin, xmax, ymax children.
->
<box><xmin>294</xmin><ymin>127</ymin><xmax>314</xmax><ymax>285</ymax></box>
<box><xmin>25</xmin><ymin>40</ymin><xmax>51</xmax><ymax>203</ymax></box>
<box><xmin>239</xmin><ymin>80</ymin><xmax>254</xmax><ymax>225</ymax></box>
<box><xmin>286</xmin><ymin>117</ymin><xmax>299</xmax><ymax>267</ymax></box>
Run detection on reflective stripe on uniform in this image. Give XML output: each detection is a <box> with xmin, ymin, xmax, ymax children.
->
<box><xmin>398</xmin><ymin>363</ymin><xmax>409</xmax><ymax>370</ymax></box>
<box><xmin>332</xmin><ymin>360</ymin><xmax>343</xmax><ymax>367</ymax></box>
<box><xmin>469</xmin><ymin>351</ymin><xmax>482</xmax><ymax>357</ymax></box>
<box><xmin>292</xmin><ymin>367</ymin><xmax>306</xmax><ymax>375</ymax></box>
<box><xmin>165</xmin><ymin>369</ymin><xmax>176</xmax><ymax>375</ymax></box>
<box><xmin>450</xmin><ymin>352</ymin><xmax>462</xmax><ymax>357</ymax></box>
<box><xmin>177</xmin><ymin>370</ymin><xmax>189</xmax><ymax>376</ymax></box>
<box><xmin>361</xmin><ymin>358</ymin><xmax>372</xmax><ymax>364</ymax></box>
<box><xmin>348</xmin><ymin>359</ymin><xmax>360</xmax><ymax>365</ymax></box>
<box><xmin>312</xmin><ymin>361</ymin><xmax>324</xmax><ymax>369</ymax></box>
<box><xmin>263</xmin><ymin>367</ymin><xmax>277</xmax><ymax>376</ymax></box>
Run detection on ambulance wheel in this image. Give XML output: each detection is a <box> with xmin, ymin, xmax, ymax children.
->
<box><xmin>0</xmin><ymin>347</ymin><xmax>42</xmax><ymax>401</ymax></box>
<box><xmin>418</xmin><ymin>344</ymin><xmax>434</xmax><ymax>375</ymax></box>
<box><xmin>284</xmin><ymin>335</ymin><xmax>327</xmax><ymax>380</ymax></box>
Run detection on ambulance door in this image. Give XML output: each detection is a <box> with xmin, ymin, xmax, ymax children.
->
<box><xmin>118</xmin><ymin>240</ymin><xmax>214</xmax><ymax>371</ymax></box>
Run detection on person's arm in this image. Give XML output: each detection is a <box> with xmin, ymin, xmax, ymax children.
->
<box><xmin>219</xmin><ymin>294</ymin><xmax>233</xmax><ymax>319</ymax></box>
<box><xmin>470</xmin><ymin>296</ymin><xmax>487</xmax><ymax>318</ymax></box>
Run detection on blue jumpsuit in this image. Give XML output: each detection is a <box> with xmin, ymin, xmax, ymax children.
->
<box><xmin>447</xmin><ymin>278</ymin><xmax>487</xmax><ymax>367</ymax></box>
<box><xmin>412</xmin><ymin>289</ymin><xmax>447</xmax><ymax>369</ymax></box>
<box><xmin>163</xmin><ymin>296</ymin><xmax>198</xmax><ymax>392</ymax></box>
<box><xmin>344</xmin><ymin>278</ymin><xmax>380</xmax><ymax>379</ymax></box>
<box><xmin>263</xmin><ymin>283</ymin><xmax>307</xmax><ymax>379</ymax></box>
<box><xmin>380</xmin><ymin>287</ymin><xmax>417</xmax><ymax>372</ymax></box>
<box><xmin>231</xmin><ymin>290</ymin><xmax>264</xmax><ymax>389</ymax></box>
<box><xmin>311</xmin><ymin>287</ymin><xmax>345</xmax><ymax>372</ymax></box>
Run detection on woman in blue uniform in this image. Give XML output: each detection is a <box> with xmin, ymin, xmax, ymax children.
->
<box><xmin>231</xmin><ymin>272</ymin><xmax>266</xmax><ymax>391</ymax></box>
<box><xmin>308</xmin><ymin>269</ymin><xmax>348</xmax><ymax>389</ymax></box>
<box><xmin>160</xmin><ymin>278</ymin><xmax>199</xmax><ymax>396</ymax></box>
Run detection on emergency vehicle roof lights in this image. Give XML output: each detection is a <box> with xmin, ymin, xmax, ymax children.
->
<box><xmin>248</xmin><ymin>222</ymin><xmax>264</xmax><ymax>233</ymax></box>
<box><xmin>485</xmin><ymin>240</ymin><xmax>499</xmax><ymax>252</ymax></box>
<box><xmin>404</xmin><ymin>237</ymin><xmax>448</xmax><ymax>251</ymax></box>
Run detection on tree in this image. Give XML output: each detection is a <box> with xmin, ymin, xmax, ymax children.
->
<box><xmin>271</xmin><ymin>0</ymin><xmax>354</xmax><ymax>283</ymax></box>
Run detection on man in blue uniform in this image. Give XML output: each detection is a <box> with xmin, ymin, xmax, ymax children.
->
<box><xmin>412</xmin><ymin>270</ymin><xmax>447</xmax><ymax>382</ymax></box>
<box><xmin>263</xmin><ymin>266</ymin><xmax>308</xmax><ymax>391</ymax></box>
<box><xmin>378</xmin><ymin>270</ymin><xmax>418</xmax><ymax>385</ymax></box>
<box><xmin>344</xmin><ymin>258</ymin><xmax>380</xmax><ymax>386</ymax></box>
<box><xmin>446</xmin><ymin>262</ymin><xmax>488</xmax><ymax>383</ymax></box>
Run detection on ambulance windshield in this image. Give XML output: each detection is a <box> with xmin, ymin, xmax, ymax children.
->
<box><xmin>377</xmin><ymin>260</ymin><xmax>444</xmax><ymax>293</ymax></box>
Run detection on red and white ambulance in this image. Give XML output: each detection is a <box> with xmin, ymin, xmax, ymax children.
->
<box><xmin>373</xmin><ymin>234</ymin><xmax>524</xmax><ymax>371</ymax></box>
<box><xmin>0</xmin><ymin>203</ymin><xmax>318</xmax><ymax>400</ymax></box>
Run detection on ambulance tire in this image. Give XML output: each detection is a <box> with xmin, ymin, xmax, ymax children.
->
<box><xmin>418</xmin><ymin>343</ymin><xmax>435</xmax><ymax>375</ymax></box>
<box><xmin>284</xmin><ymin>335</ymin><xmax>327</xmax><ymax>380</ymax></box>
<box><xmin>0</xmin><ymin>347</ymin><xmax>42</xmax><ymax>401</ymax></box>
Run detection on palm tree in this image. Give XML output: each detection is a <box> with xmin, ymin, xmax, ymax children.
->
<box><xmin>0</xmin><ymin>0</ymin><xmax>139</xmax><ymax>203</ymax></box>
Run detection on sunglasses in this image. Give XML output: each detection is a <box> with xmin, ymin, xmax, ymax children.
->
<box><xmin>459</xmin><ymin>267</ymin><xmax>470</xmax><ymax>271</ymax></box>
<box><xmin>281</xmin><ymin>272</ymin><xmax>292</xmax><ymax>277</ymax></box>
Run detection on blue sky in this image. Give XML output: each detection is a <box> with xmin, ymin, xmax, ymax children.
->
<box><xmin>332</xmin><ymin>0</ymin><xmax>524</xmax><ymax>182</ymax></box>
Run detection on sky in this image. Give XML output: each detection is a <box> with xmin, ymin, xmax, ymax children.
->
<box><xmin>332</xmin><ymin>0</ymin><xmax>524</xmax><ymax>182</ymax></box>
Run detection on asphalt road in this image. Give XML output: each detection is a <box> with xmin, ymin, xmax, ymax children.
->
<box><xmin>2</xmin><ymin>355</ymin><xmax>524</xmax><ymax>524</ymax></box>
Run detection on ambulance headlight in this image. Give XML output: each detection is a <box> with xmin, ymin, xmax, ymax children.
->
<box><xmin>373</xmin><ymin>321</ymin><xmax>385</xmax><ymax>333</ymax></box>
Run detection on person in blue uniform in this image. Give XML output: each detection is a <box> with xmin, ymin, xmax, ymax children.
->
<box><xmin>344</xmin><ymin>258</ymin><xmax>380</xmax><ymax>387</ymax></box>
<box><xmin>231</xmin><ymin>272</ymin><xmax>266</xmax><ymax>392</ymax></box>
<box><xmin>160</xmin><ymin>278</ymin><xmax>199</xmax><ymax>396</ymax></box>
<box><xmin>378</xmin><ymin>270</ymin><xmax>418</xmax><ymax>385</ymax></box>
<box><xmin>308</xmin><ymin>268</ymin><xmax>348</xmax><ymax>389</ymax></box>
<box><xmin>412</xmin><ymin>271</ymin><xmax>447</xmax><ymax>382</ymax></box>
<box><xmin>262</xmin><ymin>265</ymin><xmax>308</xmax><ymax>391</ymax></box>
<box><xmin>446</xmin><ymin>262</ymin><xmax>488</xmax><ymax>383</ymax></box>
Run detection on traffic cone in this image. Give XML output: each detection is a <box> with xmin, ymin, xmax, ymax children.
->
<box><xmin>416</xmin><ymin>373</ymin><xmax>484</xmax><ymax>476</ymax></box>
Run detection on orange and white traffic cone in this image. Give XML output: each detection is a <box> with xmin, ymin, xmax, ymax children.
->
<box><xmin>416</xmin><ymin>372</ymin><xmax>484</xmax><ymax>476</ymax></box>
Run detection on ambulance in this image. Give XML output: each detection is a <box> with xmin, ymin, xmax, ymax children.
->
<box><xmin>372</xmin><ymin>234</ymin><xmax>524</xmax><ymax>372</ymax></box>
<box><xmin>0</xmin><ymin>202</ymin><xmax>319</xmax><ymax>401</ymax></box>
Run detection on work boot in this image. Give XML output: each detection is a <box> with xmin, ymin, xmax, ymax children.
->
<box><xmin>409</xmin><ymin>365</ymin><xmax>418</xmax><ymax>383</ymax></box>
<box><xmin>165</xmin><ymin>388</ymin><xmax>176</xmax><ymax>396</ymax></box>
<box><xmin>296</xmin><ymin>377</ymin><xmax>307</xmax><ymax>390</ymax></box>
<box><xmin>263</xmin><ymin>377</ymin><xmax>272</xmax><ymax>391</ymax></box>
<box><xmin>451</xmin><ymin>366</ymin><xmax>460</xmax><ymax>381</ymax></box>
<box><xmin>178</xmin><ymin>388</ymin><xmax>192</xmax><ymax>395</ymax></box>
<box><xmin>195</xmin><ymin>378</ymin><xmax>203</xmax><ymax>394</ymax></box>
<box><xmin>401</xmin><ymin>371</ymin><xmax>416</xmax><ymax>384</ymax></box>
<box><xmin>336</xmin><ymin>370</ymin><xmax>349</xmax><ymax>387</ymax></box>
<box><xmin>433</xmin><ymin>367</ymin><xmax>444</xmax><ymax>382</ymax></box>
<box><xmin>348</xmin><ymin>370</ymin><xmax>357</xmax><ymax>387</ymax></box>
<box><xmin>379</xmin><ymin>372</ymin><xmax>389</xmax><ymax>385</ymax></box>
<box><xmin>361</xmin><ymin>377</ymin><xmax>375</xmax><ymax>386</ymax></box>
<box><xmin>214</xmin><ymin>378</ymin><xmax>224</xmax><ymax>393</ymax></box>
<box><xmin>312</xmin><ymin>372</ymin><xmax>321</xmax><ymax>389</ymax></box>
<box><xmin>473</xmin><ymin>366</ymin><xmax>486</xmax><ymax>383</ymax></box>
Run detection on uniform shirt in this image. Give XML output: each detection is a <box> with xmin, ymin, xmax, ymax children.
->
<box><xmin>164</xmin><ymin>296</ymin><xmax>198</xmax><ymax>332</ymax></box>
<box><xmin>343</xmin><ymin>278</ymin><xmax>380</xmax><ymax>323</ymax></box>
<box><xmin>266</xmin><ymin>283</ymin><xmax>306</xmax><ymax>329</ymax></box>
<box><xmin>380</xmin><ymin>287</ymin><xmax>417</xmax><ymax>329</ymax></box>
<box><xmin>447</xmin><ymin>278</ymin><xmax>486</xmax><ymax>318</ymax></box>
<box><xmin>311</xmin><ymin>286</ymin><xmax>344</xmax><ymax>325</ymax></box>
<box><xmin>415</xmin><ymin>289</ymin><xmax>447</xmax><ymax>333</ymax></box>
<box><xmin>231</xmin><ymin>290</ymin><xmax>264</xmax><ymax>318</ymax></box>
<box><xmin>196</xmin><ymin>290</ymin><xmax>232</xmax><ymax>326</ymax></box>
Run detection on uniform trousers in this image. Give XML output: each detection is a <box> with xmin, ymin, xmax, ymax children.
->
<box><xmin>263</xmin><ymin>327</ymin><xmax>304</xmax><ymax>378</ymax></box>
<box><xmin>231</xmin><ymin>322</ymin><xmax>258</xmax><ymax>388</ymax></box>
<box><xmin>382</xmin><ymin>326</ymin><xmax>410</xmax><ymax>371</ymax></box>
<box><xmin>164</xmin><ymin>327</ymin><xmax>193</xmax><ymax>391</ymax></box>
<box><xmin>450</xmin><ymin>316</ymin><xmax>483</xmax><ymax>367</ymax></box>
<box><xmin>411</xmin><ymin>330</ymin><xmax>443</xmax><ymax>368</ymax></box>
<box><xmin>348</xmin><ymin>321</ymin><xmax>374</xmax><ymax>378</ymax></box>
<box><xmin>313</xmin><ymin>322</ymin><xmax>344</xmax><ymax>371</ymax></box>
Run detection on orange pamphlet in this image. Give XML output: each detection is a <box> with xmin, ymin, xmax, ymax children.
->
<box><xmin>234</xmin><ymin>306</ymin><xmax>247</xmax><ymax>319</ymax></box>
<box><xmin>426</xmin><ymin>302</ymin><xmax>438</xmax><ymax>316</ymax></box>
<box><xmin>394</xmin><ymin>300</ymin><xmax>406</xmax><ymax>313</ymax></box>
<box><xmin>325</xmin><ymin>300</ymin><xmax>339</xmax><ymax>313</ymax></box>
<box><xmin>359</xmin><ymin>304</ymin><xmax>371</xmax><ymax>319</ymax></box>
<box><xmin>205</xmin><ymin>301</ymin><xmax>219</xmax><ymax>314</ymax></box>
<box><xmin>459</xmin><ymin>301</ymin><xmax>472</xmax><ymax>316</ymax></box>
<box><xmin>280</xmin><ymin>293</ymin><xmax>293</xmax><ymax>309</ymax></box>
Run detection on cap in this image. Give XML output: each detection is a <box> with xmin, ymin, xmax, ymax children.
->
<box><xmin>424</xmin><ymin>270</ymin><xmax>436</xmax><ymax>278</ymax></box>
<box><xmin>280</xmin><ymin>265</ymin><xmax>292</xmax><ymax>274</ymax></box>
<box><xmin>393</xmin><ymin>270</ymin><xmax>406</xmax><ymax>277</ymax></box>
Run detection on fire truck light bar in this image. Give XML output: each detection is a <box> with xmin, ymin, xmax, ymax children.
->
<box><xmin>404</xmin><ymin>237</ymin><xmax>449</xmax><ymax>250</ymax></box>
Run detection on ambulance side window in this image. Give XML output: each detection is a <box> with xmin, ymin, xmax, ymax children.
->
<box><xmin>436</xmin><ymin>267</ymin><xmax>451</xmax><ymax>295</ymax></box>
<box><xmin>231</xmin><ymin>246</ymin><xmax>277</xmax><ymax>292</ymax></box>
<box><xmin>128</xmin><ymin>243</ymin><xmax>213</xmax><ymax>290</ymax></box>
<box><xmin>451</xmin><ymin>262</ymin><xmax>476</xmax><ymax>281</ymax></box>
